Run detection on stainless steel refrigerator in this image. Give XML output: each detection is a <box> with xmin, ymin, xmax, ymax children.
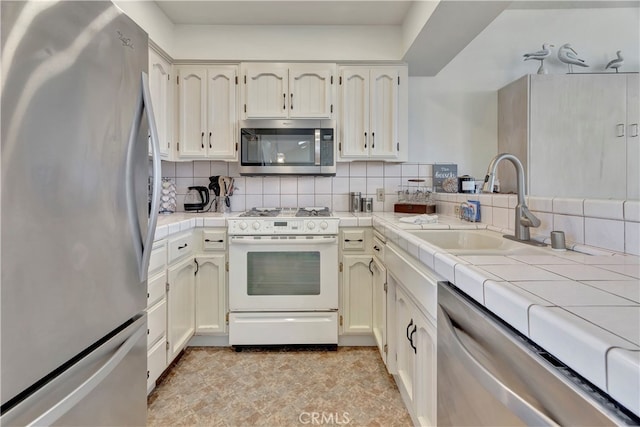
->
<box><xmin>1</xmin><ymin>1</ymin><xmax>161</xmax><ymax>425</ymax></box>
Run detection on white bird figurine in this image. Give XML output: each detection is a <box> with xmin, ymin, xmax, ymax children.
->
<box><xmin>523</xmin><ymin>43</ymin><xmax>554</xmax><ymax>74</ymax></box>
<box><xmin>558</xmin><ymin>43</ymin><xmax>589</xmax><ymax>73</ymax></box>
<box><xmin>605</xmin><ymin>50</ymin><xmax>624</xmax><ymax>73</ymax></box>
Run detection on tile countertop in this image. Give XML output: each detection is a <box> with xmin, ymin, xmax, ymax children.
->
<box><xmin>371</xmin><ymin>212</ymin><xmax>640</xmax><ymax>419</ymax></box>
<box><xmin>153</xmin><ymin>211</ymin><xmax>640</xmax><ymax>418</ymax></box>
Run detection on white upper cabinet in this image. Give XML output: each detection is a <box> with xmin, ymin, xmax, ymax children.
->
<box><xmin>148</xmin><ymin>47</ymin><xmax>172</xmax><ymax>159</ymax></box>
<box><xmin>499</xmin><ymin>73</ymin><xmax>639</xmax><ymax>199</ymax></box>
<box><xmin>177</xmin><ymin>65</ymin><xmax>238</xmax><ymax>160</ymax></box>
<box><xmin>241</xmin><ymin>63</ymin><xmax>335</xmax><ymax>119</ymax></box>
<box><xmin>338</xmin><ymin>65</ymin><xmax>408</xmax><ymax>161</ymax></box>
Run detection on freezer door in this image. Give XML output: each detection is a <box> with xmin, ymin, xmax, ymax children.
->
<box><xmin>1</xmin><ymin>315</ymin><xmax>147</xmax><ymax>427</ymax></box>
<box><xmin>1</xmin><ymin>1</ymin><xmax>150</xmax><ymax>406</ymax></box>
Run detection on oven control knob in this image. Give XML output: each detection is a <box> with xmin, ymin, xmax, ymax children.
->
<box><xmin>307</xmin><ymin>221</ymin><xmax>316</xmax><ymax>230</ymax></box>
<box><xmin>252</xmin><ymin>221</ymin><xmax>261</xmax><ymax>230</ymax></box>
<box><xmin>320</xmin><ymin>221</ymin><xmax>328</xmax><ymax>230</ymax></box>
<box><xmin>239</xmin><ymin>221</ymin><xmax>248</xmax><ymax>230</ymax></box>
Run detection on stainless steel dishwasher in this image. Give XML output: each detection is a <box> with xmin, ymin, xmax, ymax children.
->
<box><xmin>437</xmin><ymin>281</ymin><xmax>640</xmax><ymax>426</ymax></box>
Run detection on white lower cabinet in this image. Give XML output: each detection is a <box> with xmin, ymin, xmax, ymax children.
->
<box><xmin>146</xmin><ymin>241</ymin><xmax>167</xmax><ymax>394</ymax></box>
<box><xmin>195</xmin><ymin>254</ymin><xmax>227</xmax><ymax>334</ymax></box>
<box><xmin>371</xmin><ymin>255</ymin><xmax>387</xmax><ymax>364</ymax></box>
<box><xmin>393</xmin><ymin>283</ymin><xmax>437</xmax><ymax>427</ymax></box>
<box><xmin>167</xmin><ymin>255</ymin><xmax>196</xmax><ymax>362</ymax></box>
<box><xmin>341</xmin><ymin>255</ymin><xmax>374</xmax><ymax>334</ymax></box>
<box><xmin>385</xmin><ymin>240</ymin><xmax>438</xmax><ymax>427</ymax></box>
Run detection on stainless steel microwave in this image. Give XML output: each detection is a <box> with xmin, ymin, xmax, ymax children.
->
<box><xmin>238</xmin><ymin>120</ymin><xmax>336</xmax><ymax>176</ymax></box>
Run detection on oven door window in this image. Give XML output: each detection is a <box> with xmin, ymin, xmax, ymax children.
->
<box><xmin>247</xmin><ymin>251</ymin><xmax>320</xmax><ymax>295</ymax></box>
<box><xmin>241</xmin><ymin>128</ymin><xmax>315</xmax><ymax>166</ymax></box>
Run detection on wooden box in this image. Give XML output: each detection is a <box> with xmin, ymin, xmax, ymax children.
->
<box><xmin>394</xmin><ymin>203</ymin><xmax>436</xmax><ymax>214</ymax></box>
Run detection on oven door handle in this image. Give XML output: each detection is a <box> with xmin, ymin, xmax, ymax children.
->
<box><xmin>230</xmin><ymin>236</ymin><xmax>337</xmax><ymax>245</ymax></box>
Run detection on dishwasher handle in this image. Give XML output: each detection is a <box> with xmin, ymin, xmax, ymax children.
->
<box><xmin>439</xmin><ymin>305</ymin><xmax>559</xmax><ymax>427</ymax></box>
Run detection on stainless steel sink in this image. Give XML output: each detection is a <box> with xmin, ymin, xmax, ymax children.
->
<box><xmin>407</xmin><ymin>229</ymin><xmax>549</xmax><ymax>255</ymax></box>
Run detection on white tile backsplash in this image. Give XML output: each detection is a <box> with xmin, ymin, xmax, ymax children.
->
<box><xmin>584</xmin><ymin>199</ymin><xmax>625</xmax><ymax>220</ymax></box>
<box><xmin>193</xmin><ymin>161</ymin><xmax>211</xmax><ymax>177</ymax></box>
<box><xmin>553</xmin><ymin>214</ymin><xmax>585</xmax><ymax>245</ymax></box>
<box><xmin>626</xmin><ymin>222</ymin><xmax>640</xmax><ymax>256</ymax></box>
<box><xmin>585</xmin><ymin>217</ymin><xmax>625</xmax><ymax>252</ymax></box>
<box><xmin>349</xmin><ymin>162</ymin><xmax>367</xmax><ymax>177</ymax></box>
<box><xmin>162</xmin><ymin>159</ymin><xmax>638</xmax><ymax>255</ymax></box>
<box><xmin>553</xmin><ymin>197</ymin><xmax>584</xmax><ymax>216</ymax></box>
<box><xmin>625</xmin><ymin>200</ymin><xmax>640</xmax><ymax>222</ymax></box>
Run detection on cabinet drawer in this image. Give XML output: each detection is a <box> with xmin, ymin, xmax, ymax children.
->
<box><xmin>148</xmin><ymin>240</ymin><xmax>167</xmax><ymax>277</ymax></box>
<box><xmin>147</xmin><ymin>299</ymin><xmax>166</xmax><ymax>349</ymax></box>
<box><xmin>147</xmin><ymin>271</ymin><xmax>166</xmax><ymax>308</ymax></box>
<box><xmin>372</xmin><ymin>236</ymin><xmax>385</xmax><ymax>262</ymax></box>
<box><xmin>342</xmin><ymin>229</ymin><xmax>366</xmax><ymax>251</ymax></box>
<box><xmin>202</xmin><ymin>230</ymin><xmax>226</xmax><ymax>251</ymax></box>
<box><xmin>168</xmin><ymin>232</ymin><xmax>193</xmax><ymax>264</ymax></box>
<box><xmin>147</xmin><ymin>338</ymin><xmax>167</xmax><ymax>393</ymax></box>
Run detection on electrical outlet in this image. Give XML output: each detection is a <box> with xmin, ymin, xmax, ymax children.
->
<box><xmin>454</xmin><ymin>205</ymin><xmax>461</xmax><ymax>216</ymax></box>
<box><xmin>376</xmin><ymin>188</ymin><xmax>385</xmax><ymax>202</ymax></box>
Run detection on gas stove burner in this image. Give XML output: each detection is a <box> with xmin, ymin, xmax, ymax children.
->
<box><xmin>239</xmin><ymin>207</ymin><xmax>281</xmax><ymax>217</ymax></box>
<box><xmin>296</xmin><ymin>207</ymin><xmax>331</xmax><ymax>217</ymax></box>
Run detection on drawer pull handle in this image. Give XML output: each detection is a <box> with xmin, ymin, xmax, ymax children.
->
<box><xmin>344</xmin><ymin>239</ymin><xmax>363</xmax><ymax>242</ymax></box>
<box><xmin>178</xmin><ymin>244</ymin><xmax>188</xmax><ymax>250</ymax></box>
<box><xmin>373</xmin><ymin>245</ymin><xmax>380</xmax><ymax>251</ymax></box>
<box><xmin>406</xmin><ymin>319</ymin><xmax>414</xmax><ymax>341</ymax></box>
<box><xmin>205</xmin><ymin>239</ymin><xmax>224</xmax><ymax>243</ymax></box>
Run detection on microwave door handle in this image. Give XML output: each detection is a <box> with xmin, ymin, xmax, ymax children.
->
<box><xmin>315</xmin><ymin>129</ymin><xmax>321</xmax><ymax>165</ymax></box>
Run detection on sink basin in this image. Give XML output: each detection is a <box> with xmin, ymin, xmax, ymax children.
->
<box><xmin>407</xmin><ymin>229</ymin><xmax>548</xmax><ymax>255</ymax></box>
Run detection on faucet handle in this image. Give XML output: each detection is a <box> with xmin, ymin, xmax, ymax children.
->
<box><xmin>520</xmin><ymin>206</ymin><xmax>541</xmax><ymax>228</ymax></box>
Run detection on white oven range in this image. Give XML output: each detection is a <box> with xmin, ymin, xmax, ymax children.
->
<box><xmin>227</xmin><ymin>208</ymin><xmax>339</xmax><ymax>347</ymax></box>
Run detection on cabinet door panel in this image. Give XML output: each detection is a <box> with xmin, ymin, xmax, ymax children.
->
<box><xmin>341</xmin><ymin>255</ymin><xmax>373</xmax><ymax>334</ymax></box>
<box><xmin>340</xmin><ymin>68</ymin><xmax>369</xmax><ymax>157</ymax></box>
<box><xmin>370</xmin><ymin>68</ymin><xmax>399</xmax><ymax>159</ymax></box>
<box><xmin>149</xmin><ymin>49</ymin><xmax>171</xmax><ymax>157</ymax></box>
<box><xmin>245</xmin><ymin>66</ymin><xmax>288</xmax><ymax>118</ymax></box>
<box><xmin>178</xmin><ymin>68</ymin><xmax>207</xmax><ymax>157</ymax></box>
<box><xmin>529</xmin><ymin>74</ymin><xmax>627</xmax><ymax>199</ymax></box>
<box><xmin>415</xmin><ymin>315</ymin><xmax>436</xmax><ymax>427</ymax></box>
<box><xmin>395</xmin><ymin>286</ymin><xmax>415</xmax><ymax>402</ymax></box>
<box><xmin>167</xmin><ymin>257</ymin><xmax>195</xmax><ymax>362</ymax></box>
<box><xmin>195</xmin><ymin>254</ymin><xmax>226</xmax><ymax>334</ymax></box>
<box><xmin>290</xmin><ymin>65</ymin><xmax>333</xmax><ymax>118</ymax></box>
<box><xmin>627</xmin><ymin>74</ymin><xmax>639</xmax><ymax>200</ymax></box>
<box><xmin>207</xmin><ymin>67</ymin><xmax>237</xmax><ymax>159</ymax></box>
<box><xmin>372</xmin><ymin>257</ymin><xmax>387</xmax><ymax>364</ymax></box>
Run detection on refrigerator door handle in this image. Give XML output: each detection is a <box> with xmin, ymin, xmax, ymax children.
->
<box><xmin>28</xmin><ymin>322</ymin><xmax>146</xmax><ymax>426</ymax></box>
<box><xmin>126</xmin><ymin>72</ymin><xmax>161</xmax><ymax>283</ymax></box>
<box><xmin>439</xmin><ymin>305</ymin><xmax>559</xmax><ymax>427</ymax></box>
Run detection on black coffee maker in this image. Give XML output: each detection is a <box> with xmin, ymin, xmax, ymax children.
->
<box><xmin>183</xmin><ymin>186</ymin><xmax>210</xmax><ymax>211</ymax></box>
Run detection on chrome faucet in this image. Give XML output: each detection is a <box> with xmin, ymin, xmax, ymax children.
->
<box><xmin>482</xmin><ymin>153</ymin><xmax>544</xmax><ymax>245</ymax></box>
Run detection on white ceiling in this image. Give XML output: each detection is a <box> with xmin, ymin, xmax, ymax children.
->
<box><xmin>155</xmin><ymin>1</ymin><xmax>414</xmax><ymax>26</ymax></box>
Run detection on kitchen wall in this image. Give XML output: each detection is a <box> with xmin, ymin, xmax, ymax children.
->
<box><xmin>408</xmin><ymin>6</ymin><xmax>640</xmax><ymax>179</ymax></box>
<box><xmin>161</xmin><ymin>160</ymin><xmax>434</xmax><ymax>213</ymax></box>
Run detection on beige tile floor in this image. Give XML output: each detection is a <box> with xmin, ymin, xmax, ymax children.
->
<box><xmin>147</xmin><ymin>346</ymin><xmax>412</xmax><ymax>426</ymax></box>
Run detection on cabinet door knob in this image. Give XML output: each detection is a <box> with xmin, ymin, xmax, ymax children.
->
<box><xmin>209</xmin><ymin>131</ymin><xmax>212</xmax><ymax>148</ymax></box>
<box><xmin>290</xmin><ymin>93</ymin><xmax>294</xmax><ymax>110</ymax></box>
<box><xmin>616</xmin><ymin>123</ymin><xmax>625</xmax><ymax>137</ymax></box>
<box><xmin>371</xmin><ymin>132</ymin><xmax>375</xmax><ymax>149</ymax></box>
<box><xmin>201</xmin><ymin>131</ymin><xmax>205</xmax><ymax>148</ymax></box>
<box><xmin>630</xmin><ymin>123</ymin><xmax>639</xmax><ymax>138</ymax></box>
<box><xmin>178</xmin><ymin>243</ymin><xmax>188</xmax><ymax>250</ymax></box>
<box><xmin>364</xmin><ymin>132</ymin><xmax>367</xmax><ymax>149</ymax></box>
<box><xmin>283</xmin><ymin>93</ymin><xmax>286</xmax><ymax>110</ymax></box>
